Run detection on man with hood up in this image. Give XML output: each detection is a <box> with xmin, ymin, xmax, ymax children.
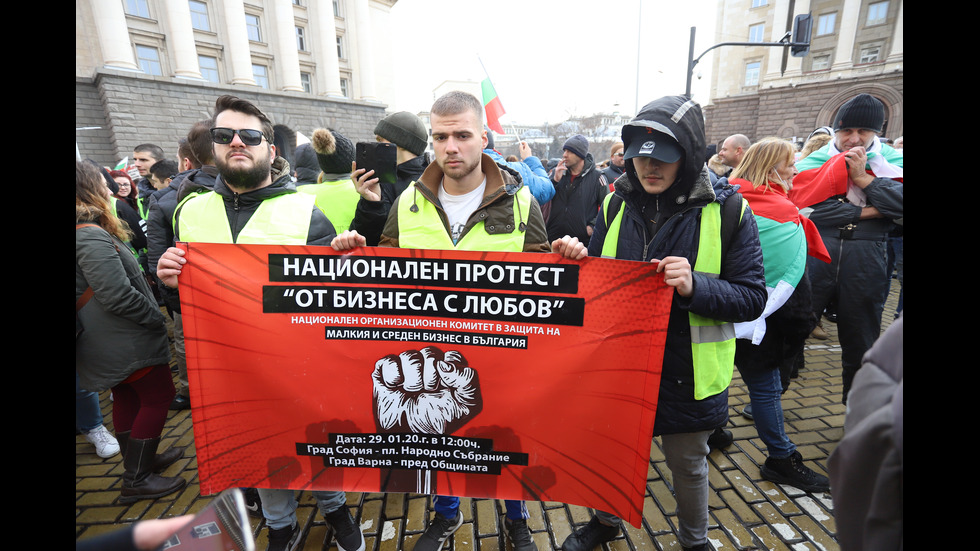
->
<box><xmin>561</xmin><ymin>96</ymin><xmax>766</xmax><ymax>551</ymax></box>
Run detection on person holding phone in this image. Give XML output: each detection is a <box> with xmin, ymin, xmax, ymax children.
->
<box><xmin>348</xmin><ymin>111</ymin><xmax>430</xmax><ymax>245</ymax></box>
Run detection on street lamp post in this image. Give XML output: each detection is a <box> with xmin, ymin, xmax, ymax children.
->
<box><xmin>684</xmin><ymin>14</ymin><xmax>812</xmax><ymax>98</ymax></box>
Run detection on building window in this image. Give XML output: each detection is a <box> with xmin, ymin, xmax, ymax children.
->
<box><xmin>744</xmin><ymin>61</ymin><xmax>761</xmax><ymax>86</ymax></box>
<box><xmin>252</xmin><ymin>64</ymin><xmax>269</xmax><ymax>88</ymax></box>
<box><xmin>751</xmin><ymin>0</ymin><xmax>767</xmax><ymax>7</ymax></box>
<box><xmin>867</xmin><ymin>1</ymin><xmax>889</xmax><ymax>26</ymax></box>
<box><xmin>333</xmin><ymin>0</ymin><xmax>342</xmax><ymax>17</ymax></box>
<box><xmin>246</xmin><ymin>14</ymin><xmax>262</xmax><ymax>42</ymax></box>
<box><xmin>296</xmin><ymin>26</ymin><xmax>307</xmax><ymax>51</ymax></box>
<box><xmin>859</xmin><ymin>44</ymin><xmax>882</xmax><ymax>64</ymax></box>
<box><xmin>189</xmin><ymin>1</ymin><xmax>210</xmax><ymax>31</ymax></box>
<box><xmin>340</xmin><ymin>78</ymin><xmax>349</xmax><ymax>97</ymax></box>
<box><xmin>300</xmin><ymin>72</ymin><xmax>312</xmax><ymax>93</ymax></box>
<box><xmin>748</xmin><ymin>23</ymin><xmax>765</xmax><ymax>43</ymax></box>
<box><xmin>136</xmin><ymin>45</ymin><xmax>162</xmax><ymax>75</ymax></box>
<box><xmin>336</xmin><ymin>35</ymin><xmax>345</xmax><ymax>58</ymax></box>
<box><xmin>293</xmin><ymin>0</ymin><xmax>302</xmax><ymax>4</ymax></box>
<box><xmin>126</xmin><ymin>0</ymin><xmax>150</xmax><ymax>18</ymax></box>
<box><xmin>810</xmin><ymin>54</ymin><xmax>831</xmax><ymax>71</ymax></box>
<box><xmin>199</xmin><ymin>55</ymin><xmax>219</xmax><ymax>82</ymax></box>
<box><xmin>817</xmin><ymin>13</ymin><xmax>836</xmax><ymax>36</ymax></box>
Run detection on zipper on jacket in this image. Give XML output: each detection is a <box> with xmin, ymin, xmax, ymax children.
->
<box><xmin>633</xmin><ymin>199</ymin><xmax>697</xmax><ymax>261</ymax></box>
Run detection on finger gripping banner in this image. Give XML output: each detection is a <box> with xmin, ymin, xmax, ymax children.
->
<box><xmin>179</xmin><ymin>243</ymin><xmax>670</xmax><ymax>528</ymax></box>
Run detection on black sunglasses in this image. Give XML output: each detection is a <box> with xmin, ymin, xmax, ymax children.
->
<box><xmin>210</xmin><ymin>127</ymin><xmax>266</xmax><ymax>146</ymax></box>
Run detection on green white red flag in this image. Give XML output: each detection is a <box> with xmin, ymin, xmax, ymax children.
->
<box><xmin>731</xmin><ymin>178</ymin><xmax>830</xmax><ymax>344</ymax></box>
<box><xmin>481</xmin><ymin>77</ymin><xmax>505</xmax><ymax>135</ymax></box>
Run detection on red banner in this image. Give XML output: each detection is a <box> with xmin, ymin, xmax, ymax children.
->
<box><xmin>179</xmin><ymin>243</ymin><xmax>671</xmax><ymax>527</ymax></box>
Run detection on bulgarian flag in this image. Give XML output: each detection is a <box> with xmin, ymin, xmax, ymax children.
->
<box><xmin>481</xmin><ymin>77</ymin><xmax>506</xmax><ymax>135</ymax></box>
<box><xmin>732</xmin><ymin>179</ymin><xmax>831</xmax><ymax>344</ymax></box>
<box><xmin>114</xmin><ymin>157</ymin><xmax>129</xmax><ymax>170</ymax></box>
<box><xmin>790</xmin><ymin>138</ymin><xmax>903</xmax><ymax>208</ymax></box>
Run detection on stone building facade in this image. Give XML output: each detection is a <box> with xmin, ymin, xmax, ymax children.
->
<box><xmin>703</xmin><ymin>0</ymin><xmax>903</xmax><ymax>148</ymax></box>
<box><xmin>76</xmin><ymin>0</ymin><xmax>396</xmax><ymax>167</ymax></box>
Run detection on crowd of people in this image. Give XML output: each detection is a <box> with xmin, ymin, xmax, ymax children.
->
<box><xmin>77</xmin><ymin>90</ymin><xmax>902</xmax><ymax>551</ymax></box>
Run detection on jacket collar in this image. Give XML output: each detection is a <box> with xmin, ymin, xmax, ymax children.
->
<box><xmin>415</xmin><ymin>153</ymin><xmax>522</xmax><ymax>206</ymax></box>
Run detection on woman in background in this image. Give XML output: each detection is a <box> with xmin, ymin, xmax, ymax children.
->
<box><xmin>76</xmin><ymin>161</ymin><xmax>185</xmax><ymax>503</ymax></box>
<box><xmin>729</xmin><ymin>138</ymin><xmax>832</xmax><ymax>493</ymax></box>
<box><xmin>110</xmin><ymin>169</ymin><xmax>139</xmax><ymax>213</ymax></box>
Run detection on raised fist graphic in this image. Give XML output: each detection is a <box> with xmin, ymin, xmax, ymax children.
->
<box><xmin>372</xmin><ymin>346</ymin><xmax>483</xmax><ymax>436</ymax></box>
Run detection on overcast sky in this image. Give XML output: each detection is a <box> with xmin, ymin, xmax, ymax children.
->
<box><xmin>385</xmin><ymin>0</ymin><xmax>719</xmax><ymax>125</ymax></box>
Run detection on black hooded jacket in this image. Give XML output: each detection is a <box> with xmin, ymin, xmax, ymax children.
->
<box><xmin>546</xmin><ymin>152</ymin><xmax>609</xmax><ymax>244</ymax></box>
<box><xmin>588</xmin><ymin>96</ymin><xmax>766</xmax><ymax>435</ymax></box>
<box><xmin>292</xmin><ymin>142</ymin><xmax>321</xmax><ymax>186</ymax></box>
<box><xmin>146</xmin><ymin>165</ymin><xmax>218</xmax><ymax>313</ymax></box>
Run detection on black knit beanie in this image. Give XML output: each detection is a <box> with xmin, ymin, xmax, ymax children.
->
<box><xmin>311</xmin><ymin>128</ymin><xmax>355</xmax><ymax>175</ymax></box>
<box><xmin>374</xmin><ymin>111</ymin><xmax>428</xmax><ymax>157</ymax></box>
<box><xmin>562</xmin><ymin>134</ymin><xmax>590</xmax><ymax>160</ymax></box>
<box><xmin>834</xmin><ymin>94</ymin><xmax>884</xmax><ymax>132</ymax></box>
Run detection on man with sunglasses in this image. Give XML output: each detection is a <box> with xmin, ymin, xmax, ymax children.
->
<box><xmin>600</xmin><ymin>142</ymin><xmax>625</xmax><ymax>191</ymax></box>
<box><xmin>157</xmin><ymin>95</ymin><xmax>364</xmax><ymax>551</ymax></box>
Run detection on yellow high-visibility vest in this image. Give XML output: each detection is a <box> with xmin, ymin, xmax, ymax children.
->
<box><xmin>396</xmin><ymin>182</ymin><xmax>531</xmax><ymax>252</ymax></box>
<box><xmin>599</xmin><ymin>192</ymin><xmax>746</xmax><ymax>399</ymax></box>
<box><xmin>297</xmin><ymin>178</ymin><xmax>361</xmax><ymax>234</ymax></box>
<box><xmin>175</xmin><ymin>190</ymin><xmax>314</xmax><ymax>245</ymax></box>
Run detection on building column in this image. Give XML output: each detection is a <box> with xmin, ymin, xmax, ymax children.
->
<box><xmin>217</xmin><ymin>0</ymin><xmax>256</xmax><ymax>85</ymax></box>
<box><xmin>831</xmin><ymin>0</ymin><xmax>861</xmax><ymax>71</ymax></box>
<box><xmin>89</xmin><ymin>0</ymin><xmax>139</xmax><ymax>71</ymax></box>
<box><xmin>272</xmin><ymin>0</ymin><xmax>303</xmax><ymax>91</ymax></box>
<box><xmin>314</xmin><ymin>2</ymin><xmax>343</xmax><ymax>97</ymax></box>
<box><xmin>783</xmin><ymin>0</ymin><xmax>810</xmax><ymax>75</ymax></box>
<box><xmin>351</xmin><ymin>0</ymin><xmax>378</xmax><ymax>102</ymax></box>
<box><xmin>886</xmin><ymin>0</ymin><xmax>903</xmax><ymax>62</ymax></box>
<box><xmin>764</xmin><ymin>0</ymin><xmax>792</xmax><ymax>82</ymax></box>
<box><xmin>163</xmin><ymin>0</ymin><xmax>203</xmax><ymax>79</ymax></box>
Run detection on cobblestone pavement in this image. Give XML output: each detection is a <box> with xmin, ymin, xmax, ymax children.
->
<box><xmin>76</xmin><ymin>280</ymin><xmax>902</xmax><ymax>550</ymax></box>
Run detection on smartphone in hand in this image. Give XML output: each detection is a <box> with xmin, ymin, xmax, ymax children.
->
<box><xmin>356</xmin><ymin>142</ymin><xmax>398</xmax><ymax>185</ymax></box>
<box><xmin>157</xmin><ymin>488</ymin><xmax>255</xmax><ymax>551</ymax></box>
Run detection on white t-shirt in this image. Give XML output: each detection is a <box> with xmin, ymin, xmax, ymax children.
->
<box><xmin>438</xmin><ymin>178</ymin><xmax>486</xmax><ymax>245</ymax></box>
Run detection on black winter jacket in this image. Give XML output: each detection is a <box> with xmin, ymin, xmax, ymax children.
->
<box><xmin>588</xmin><ymin>96</ymin><xmax>766</xmax><ymax>435</ymax></box>
<box><xmin>547</xmin><ymin>153</ymin><xmax>609</xmax><ymax>244</ymax></box>
<box><xmin>146</xmin><ymin>166</ymin><xmax>218</xmax><ymax>313</ymax></box>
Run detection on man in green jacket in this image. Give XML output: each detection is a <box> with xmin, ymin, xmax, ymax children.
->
<box><xmin>332</xmin><ymin>91</ymin><xmax>586</xmax><ymax>551</ymax></box>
